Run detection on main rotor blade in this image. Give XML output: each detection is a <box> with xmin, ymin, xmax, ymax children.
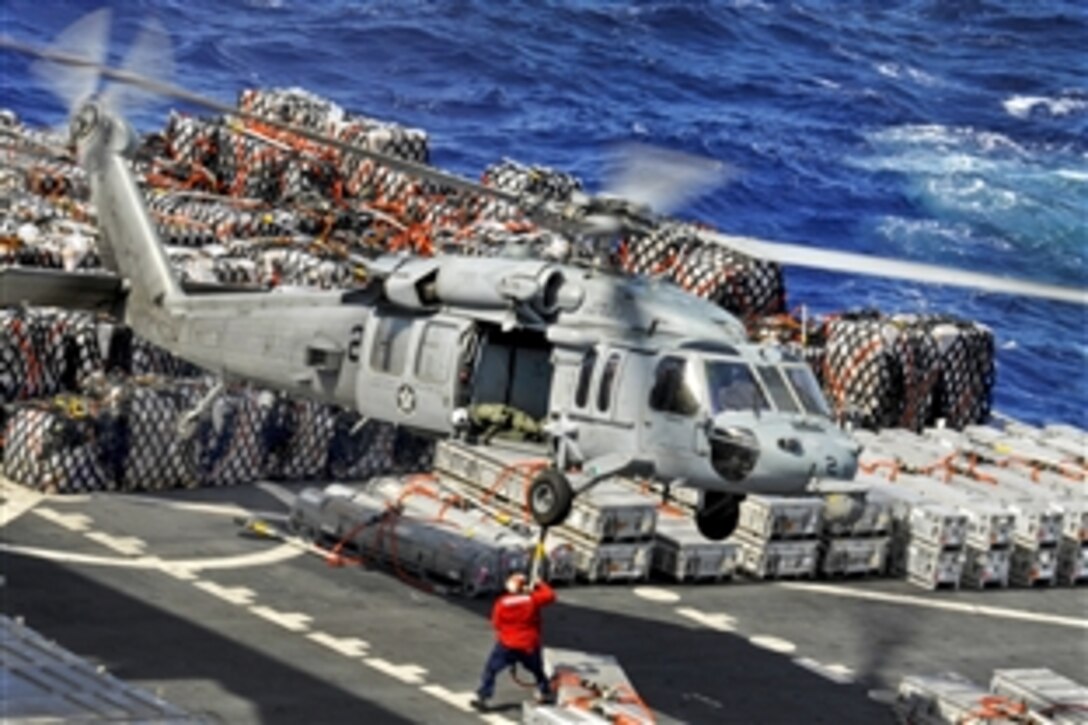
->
<box><xmin>706</xmin><ymin>231</ymin><xmax>1087</xmax><ymax>306</ymax></box>
<box><xmin>2</xmin><ymin>33</ymin><xmax>518</xmax><ymax>206</ymax></box>
<box><xmin>98</xmin><ymin>17</ymin><xmax>174</xmax><ymax>118</ymax></box>
<box><xmin>28</xmin><ymin>9</ymin><xmax>111</xmax><ymax>114</ymax></box>
<box><xmin>602</xmin><ymin>142</ymin><xmax>726</xmax><ymax>214</ymax></box>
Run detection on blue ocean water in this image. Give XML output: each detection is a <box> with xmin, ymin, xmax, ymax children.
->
<box><xmin>2</xmin><ymin>0</ymin><xmax>1086</xmax><ymax>427</ymax></box>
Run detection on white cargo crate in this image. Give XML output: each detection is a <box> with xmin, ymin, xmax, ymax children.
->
<box><xmin>731</xmin><ymin>533</ymin><xmax>819</xmax><ymax>579</ymax></box>
<box><xmin>961</xmin><ymin>546</ymin><xmax>1011</xmax><ymax>589</ymax></box>
<box><xmin>1057</xmin><ymin>540</ymin><xmax>1088</xmax><ymax>586</ymax></box>
<box><xmin>554</xmin><ymin>533</ymin><xmax>652</xmax><ymax>583</ymax></box>
<box><xmin>819</xmin><ymin>537</ymin><xmax>890</xmax><ymax>577</ymax></box>
<box><xmin>868</xmin><ymin>484</ymin><xmax>969</xmax><ymax>550</ymax></box>
<box><xmin>1010</xmin><ymin>544</ymin><xmax>1057</xmax><ymax>587</ymax></box>
<box><xmin>903</xmin><ymin>503</ymin><xmax>969</xmax><ymax>550</ymax></box>
<box><xmin>1010</xmin><ymin>503</ymin><xmax>1065</xmax><ymax>550</ymax></box>
<box><xmin>739</xmin><ymin>495</ymin><xmax>823</xmax><ymax>540</ymax></box>
<box><xmin>891</xmin><ymin>539</ymin><xmax>964</xmax><ymax>590</ymax></box>
<box><xmin>991</xmin><ymin>668</ymin><xmax>1088</xmax><ymax>724</ymax></box>
<box><xmin>564</xmin><ymin>486</ymin><xmax>658</xmax><ymax>542</ymax></box>
<box><xmin>822</xmin><ymin>495</ymin><xmax>893</xmax><ymax>537</ymax></box>
<box><xmin>522</xmin><ymin>703</ymin><xmax>608</xmax><ymax>724</ymax></box>
<box><xmin>434</xmin><ymin>441</ymin><xmax>656</xmax><ymax>542</ymax></box>
<box><xmin>895</xmin><ymin>673</ymin><xmax>1001</xmax><ymax>725</ymax></box>
<box><xmin>541</xmin><ymin>648</ymin><xmax>654</xmax><ymax>725</ymax></box>
<box><xmin>653</xmin><ymin>515</ymin><xmax>738</xmax><ymax>582</ymax></box>
<box><xmin>1061</xmin><ymin>505</ymin><xmax>1087</xmax><ymax>543</ymax></box>
<box><xmin>886</xmin><ymin>472</ymin><xmax>1016</xmax><ymax>550</ymax></box>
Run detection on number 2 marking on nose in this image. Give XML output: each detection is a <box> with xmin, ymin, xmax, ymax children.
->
<box><xmin>825</xmin><ymin>456</ymin><xmax>838</xmax><ymax>477</ymax></box>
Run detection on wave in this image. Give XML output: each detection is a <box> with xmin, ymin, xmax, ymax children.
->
<box><xmin>1003</xmin><ymin>93</ymin><xmax>1088</xmax><ymax>119</ymax></box>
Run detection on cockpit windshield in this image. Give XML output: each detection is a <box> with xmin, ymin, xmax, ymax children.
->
<box><xmin>706</xmin><ymin>360</ymin><xmax>770</xmax><ymax>414</ymax></box>
<box><xmin>757</xmin><ymin>365</ymin><xmax>800</xmax><ymax>413</ymax></box>
<box><xmin>784</xmin><ymin>365</ymin><xmax>831</xmax><ymax>417</ymax></box>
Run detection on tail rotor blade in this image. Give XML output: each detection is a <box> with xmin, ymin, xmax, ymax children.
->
<box><xmin>28</xmin><ymin>8</ymin><xmax>112</xmax><ymax>114</ymax></box>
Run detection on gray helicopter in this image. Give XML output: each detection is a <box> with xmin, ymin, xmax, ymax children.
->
<box><xmin>2</xmin><ymin>13</ymin><xmax>1083</xmax><ymax>541</ymax></box>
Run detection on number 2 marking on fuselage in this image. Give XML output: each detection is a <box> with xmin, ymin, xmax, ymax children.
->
<box><xmin>347</xmin><ymin>325</ymin><xmax>364</xmax><ymax>362</ymax></box>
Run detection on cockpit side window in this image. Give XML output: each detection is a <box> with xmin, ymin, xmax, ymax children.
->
<box><xmin>757</xmin><ymin>365</ymin><xmax>800</xmax><ymax>413</ymax></box>
<box><xmin>706</xmin><ymin>360</ymin><xmax>770</xmax><ymax>414</ymax></box>
<box><xmin>785</xmin><ymin>365</ymin><xmax>832</xmax><ymax>417</ymax></box>
<box><xmin>575</xmin><ymin>350</ymin><xmax>597</xmax><ymax>409</ymax></box>
<box><xmin>649</xmin><ymin>356</ymin><xmax>700</xmax><ymax>416</ymax></box>
<box><xmin>597</xmin><ymin>352</ymin><xmax>621</xmax><ymax>412</ymax></box>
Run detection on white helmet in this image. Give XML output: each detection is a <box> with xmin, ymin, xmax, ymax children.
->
<box><xmin>505</xmin><ymin>573</ymin><xmax>527</xmax><ymax>594</ymax></box>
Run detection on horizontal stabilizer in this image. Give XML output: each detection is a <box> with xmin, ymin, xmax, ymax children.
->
<box><xmin>0</xmin><ymin>267</ymin><xmax>263</xmax><ymax>312</ymax></box>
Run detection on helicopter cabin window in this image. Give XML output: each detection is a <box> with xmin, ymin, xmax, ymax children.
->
<box><xmin>705</xmin><ymin>360</ymin><xmax>770</xmax><ymax>414</ymax></box>
<box><xmin>575</xmin><ymin>350</ymin><xmax>597</xmax><ymax>408</ymax></box>
<box><xmin>597</xmin><ymin>353</ymin><xmax>621</xmax><ymax>412</ymax></box>
<box><xmin>757</xmin><ymin>365</ymin><xmax>800</xmax><ymax>413</ymax></box>
<box><xmin>370</xmin><ymin>316</ymin><xmax>414</xmax><ymax>375</ymax></box>
<box><xmin>785</xmin><ymin>365</ymin><xmax>832</xmax><ymax>417</ymax></box>
<box><xmin>649</xmin><ymin>356</ymin><xmax>700</xmax><ymax>417</ymax></box>
<box><xmin>415</xmin><ymin>322</ymin><xmax>458</xmax><ymax>384</ymax></box>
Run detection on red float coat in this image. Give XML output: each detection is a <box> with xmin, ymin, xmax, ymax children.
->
<box><xmin>490</xmin><ymin>582</ymin><xmax>556</xmax><ymax>652</ymax></box>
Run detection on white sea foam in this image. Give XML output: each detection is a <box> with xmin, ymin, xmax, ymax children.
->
<box><xmin>1003</xmin><ymin>94</ymin><xmax>1087</xmax><ymax>120</ymax></box>
<box><xmin>875</xmin><ymin>62</ymin><xmax>940</xmax><ymax>87</ymax></box>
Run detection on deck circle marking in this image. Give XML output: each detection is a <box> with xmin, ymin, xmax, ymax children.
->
<box><xmin>633</xmin><ymin>586</ymin><xmax>681</xmax><ymax>604</ymax></box>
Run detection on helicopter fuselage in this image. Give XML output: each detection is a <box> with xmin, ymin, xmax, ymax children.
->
<box><xmin>78</xmin><ymin>102</ymin><xmax>860</xmax><ymax>538</ymax></box>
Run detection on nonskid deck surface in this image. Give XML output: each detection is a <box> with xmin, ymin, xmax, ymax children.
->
<box><xmin>2</xmin><ymin>481</ymin><xmax>1084</xmax><ymax>724</ymax></box>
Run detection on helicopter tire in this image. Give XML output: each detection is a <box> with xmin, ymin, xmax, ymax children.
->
<box><xmin>527</xmin><ymin>468</ymin><xmax>574</xmax><ymax>528</ymax></box>
<box><xmin>695</xmin><ymin>492</ymin><xmax>743</xmax><ymax>541</ymax></box>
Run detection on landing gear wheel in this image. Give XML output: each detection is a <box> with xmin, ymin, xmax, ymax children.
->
<box><xmin>696</xmin><ymin>492</ymin><xmax>743</xmax><ymax>541</ymax></box>
<box><xmin>527</xmin><ymin>468</ymin><xmax>573</xmax><ymax>527</ymax></box>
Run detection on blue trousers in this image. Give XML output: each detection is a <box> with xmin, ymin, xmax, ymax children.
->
<box><xmin>476</xmin><ymin>642</ymin><xmax>551</xmax><ymax>699</ymax></box>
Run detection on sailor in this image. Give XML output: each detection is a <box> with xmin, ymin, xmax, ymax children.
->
<box><xmin>470</xmin><ymin>573</ymin><xmax>556</xmax><ymax>712</ymax></box>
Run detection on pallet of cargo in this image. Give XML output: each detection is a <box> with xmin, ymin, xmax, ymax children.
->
<box><xmin>1010</xmin><ymin>544</ymin><xmax>1058</xmax><ymax>588</ymax></box>
<box><xmin>433</xmin><ymin>440</ymin><xmax>658</xmax><ymax>543</ymax></box>
<box><xmin>652</xmin><ymin>512</ymin><xmax>738</xmax><ymax>582</ymax></box>
<box><xmin>289</xmin><ymin>482</ymin><xmax>531</xmax><ymax>596</ymax></box>
<box><xmin>890</xmin><ymin>539</ymin><xmax>965</xmax><ymax>590</ymax></box>
<box><xmin>549</xmin><ymin>529</ymin><xmax>653</xmax><ymax>584</ymax></box>
<box><xmin>1057</xmin><ymin>540</ymin><xmax>1088</xmax><ymax>586</ymax></box>
<box><xmin>865</xmin><ymin>482</ymin><xmax>969</xmax><ymax>551</ymax></box>
<box><xmin>990</xmin><ymin>668</ymin><xmax>1088</xmax><ymax>723</ymax></box>
<box><xmin>1</xmin><ymin>615</ymin><xmax>195</xmax><ymax>723</ymax></box>
<box><xmin>819</xmin><ymin>536</ymin><xmax>890</xmax><ymax>578</ymax></box>
<box><xmin>737</xmin><ymin>495</ymin><xmax>823</xmax><ymax>540</ymax></box>
<box><xmin>730</xmin><ymin>531</ymin><xmax>819</xmax><ymax>580</ymax></box>
<box><xmin>522</xmin><ymin>648</ymin><xmax>654</xmax><ymax>725</ymax></box>
<box><xmin>821</xmin><ymin>492</ymin><xmax>893</xmax><ymax>538</ymax></box>
<box><xmin>894</xmin><ymin>673</ymin><xmax>1022</xmax><ymax>725</ymax></box>
<box><xmin>432</xmin><ymin>474</ymin><xmax>589</xmax><ymax>585</ymax></box>
<box><xmin>960</xmin><ymin>546</ymin><xmax>1011</xmax><ymax>589</ymax></box>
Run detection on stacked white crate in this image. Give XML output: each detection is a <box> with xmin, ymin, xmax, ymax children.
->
<box><xmin>432</xmin><ymin>440</ymin><xmax>658</xmax><ymax>583</ymax></box>
<box><xmin>921</xmin><ymin>428</ymin><xmax>1065</xmax><ymax>587</ymax></box>
<box><xmin>861</xmin><ymin>429</ymin><xmax>1015</xmax><ymax>588</ymax></box>
<box><xmin>289</xmin><ymin>481</ymin><xmax>534</xmax><ymax>596</ymax></box>
<box><xmin>523</xmin><ymin>648</ymin><xmax>654</xmax><ymax>725</ymax></box>
<box><xmin>961</xmin><ymin>421</ymin><xmax>1087</xmax><ymax>586</ymax></box>
<box><xmin>854</xmin><ymin>431</ymin><xmax>969</xmax><ymax>589</ymax></box>
<box><xmin>895</xmin><ymin>668</ymin><xmax>1088</xmax><ymax>725</ymax></box>
<box><xmin>991</xmin><ymin>668</ymin><xmax>1088</xmax><ymax>723</ymax></box>
<box><xmin>652</xmin><ymin>505</ymin><xmax>739</xmax><ymax>582</ymax></box>
<box><xmin>728</xmin><ymin>495</ymin><xmax>823</xmax><ymax>579</ymax></box>
<box><xmin>894</xmin><ymin>673</ymin><xmax>1011</xmax><ymax>725</ymax></box>
<box><xmin>819</xmin><ymin>489</ymin><xmax>893</xmax><ymax>578</ymax></box>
